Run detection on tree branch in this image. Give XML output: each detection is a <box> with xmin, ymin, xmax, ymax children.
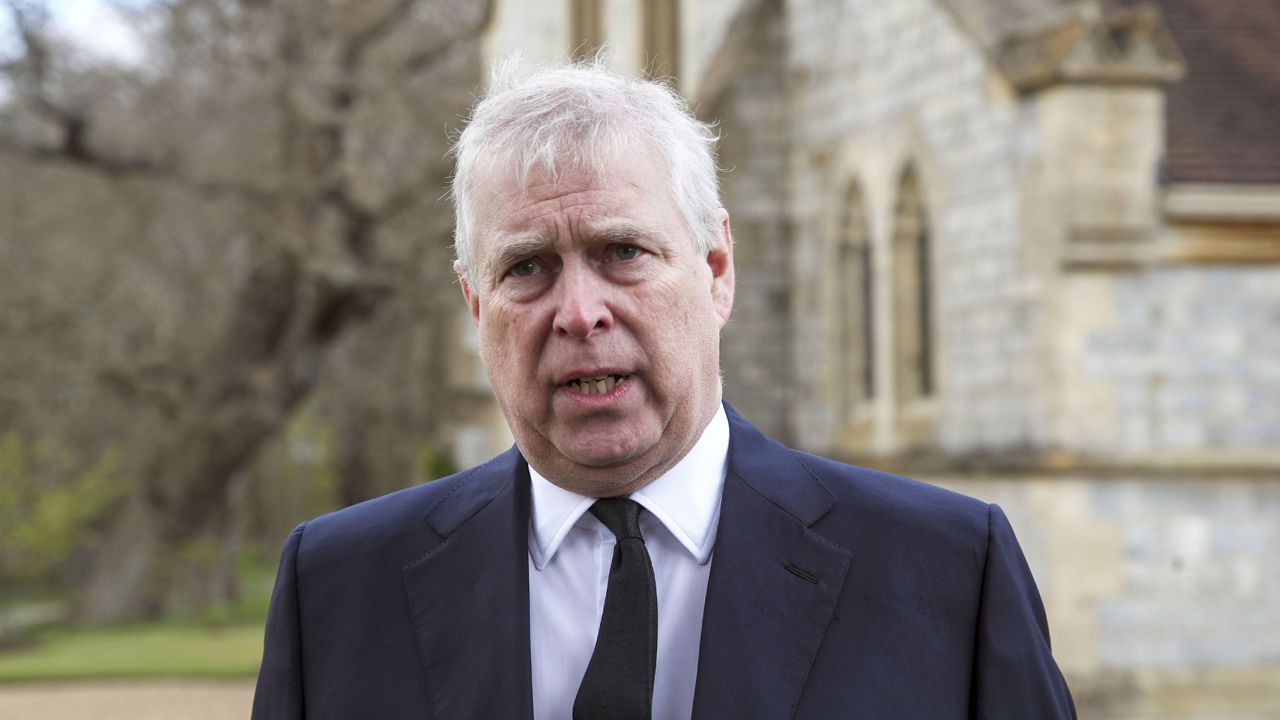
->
<box><xmin>399</xmin><ymin>3</ymin><xmax>493</xmax><ymax>76</ymax></box>
<box><xmin>338</xmin><ymin>0</ymin><xmax>419</xmax><ymax>70</ymax></box>
<box><xmin>2</xmin><ymin>1</ymin><xmax>277</xmax><ymax>203</ymax></box>
<box><xmin>0</xmin><ymin>136</ymin><xmax>276</xmax><ymax>203</ymax></box>
<box><xmin>98</xmin><ymin>363</ymin><xmax>186</xmax><ymax>420</ymax></box>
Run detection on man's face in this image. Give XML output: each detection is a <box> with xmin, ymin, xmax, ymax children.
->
<box><xmin>458</xmin><ymin>144</ymin><xmax>734</xmax><ymax>497</ymax></box>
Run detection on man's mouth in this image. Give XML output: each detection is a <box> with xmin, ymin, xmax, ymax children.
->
<box><xmin>565</xmin><ymin>374</ymin><xmax>630</xmax><ymax>396</ymax></box>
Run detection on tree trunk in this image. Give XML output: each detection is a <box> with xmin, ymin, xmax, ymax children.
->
<box><xmin>78</xmin><ymin>494</ymin><xmax>167</xmax><ymax>623</ymax></box>
<box><xmin>5</xmin><ymin>0</ymin><xmax>492</xmax><ymax>624</ymax></box>
<box><xmin>336</xmin><ymin>407</ymin><xmax>377</xmax><ymax>508</ymax></box>
<box><xmin>73</xmin><ymin>242</ymin><xmax>385</xmax><ymax>623</ymax></box>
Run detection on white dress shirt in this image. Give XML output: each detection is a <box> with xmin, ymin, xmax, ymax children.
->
<box><xmin>528</xmin><ymin>405</ymin><xmax>729</xmax><ymax>720</ymax></box>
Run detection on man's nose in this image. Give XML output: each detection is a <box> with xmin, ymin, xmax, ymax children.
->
<box><xmin>552</xmin><ymin>263</ymin><xmax>613</xmax><ymax>339</ymax></box>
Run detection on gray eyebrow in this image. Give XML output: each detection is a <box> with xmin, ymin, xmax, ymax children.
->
<box><xmin>593</xmin><ymin>223</ymin><xmax>655</xmax><ymax>244</ymax></box>
<box><xmin>487</xmin><ymin>236</ymin><xmax>552</xmax><ymax>279</ymax></box>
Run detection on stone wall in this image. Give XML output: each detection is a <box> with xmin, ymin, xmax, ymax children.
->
<box><xmin>783</xmin><ymin>0</ymin><xmax>1051</xmax><ymax>454</ymax></box>
<box><xmin>1054</xmin><ymin>265</ymin><xmax>1280</xmax><ymax>460</ymax></box>
<box><xmin>712</xmin><ymin>1</ymin><xmax>794</xmax><ymax>440</ymax></box>
<box><xmin>935</xmin><ymin>473</ymin><xmax>1280</xmax><ymax>720</ymax></box>
<box><xmin>682</xmin><ymin>0</ymin><xmax>749</xmax><ymax>99</ymax></box>
<box><xmin>772</xmin><ymin>1</ymin><xmax>1280</xmax><ymax>716</ymax></box>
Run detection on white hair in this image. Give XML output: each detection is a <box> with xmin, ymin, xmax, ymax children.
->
<box><xmin>450</xmin><ymin>58</ymin><xmax>722</xmax><ymax>284</ymax></box>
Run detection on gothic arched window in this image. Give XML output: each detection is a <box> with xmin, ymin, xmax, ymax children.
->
<box><xmin>839</xmin><ymin>183</ymin><xmax>875</xmax><ymax>416</ymax></box>
<box><xmin>891</xmin><ymin>167</ymin><xmax>935</xmax><ymax>403</ymax></box>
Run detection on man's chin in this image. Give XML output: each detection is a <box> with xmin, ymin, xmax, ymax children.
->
<box><xmin>534</xmin><ymin>437</ymin><xmax>666</xmax><ymax>493</ymax></box>
<box><xmin>557</xmin><ymin>443</ymin><xmax>650</xmax><ymax>471</ymax></box>
<box><xmin>543</xmin><ymin>419</ymin><xmax>659</xmax><ymax>467</ymax></box>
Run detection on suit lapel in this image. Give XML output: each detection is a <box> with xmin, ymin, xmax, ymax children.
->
<box><xmin>401</xmin><ymin>449</ymin><xmax>534</xmax><ymax>719</ymax></box>
<box><xmin>692</xmin><ymin>408</ymin><xmax>853</xmax><ymax>719</ymax></box>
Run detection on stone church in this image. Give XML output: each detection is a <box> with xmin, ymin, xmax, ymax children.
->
<box><xmin>453</xmin><ymin>1</ymin><xmax>1280</xmax><ymax>717</ymax></box>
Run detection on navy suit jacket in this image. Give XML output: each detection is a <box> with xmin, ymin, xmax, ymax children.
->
<box><xmin>253</xmin><ymin>406</ymin><xmax>1076</xmax><ymax>719</ymax></box>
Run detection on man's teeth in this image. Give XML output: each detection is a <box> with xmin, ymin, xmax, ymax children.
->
<box><xmin>568</xmin><ymin>375</ymin><xmax>627</xmax><ymax>396</ymax></box>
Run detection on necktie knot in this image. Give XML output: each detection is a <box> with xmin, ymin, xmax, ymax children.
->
<box><xmin>590</xmin><ymin>497</ymin><xmax>644</xmax><ymax>541</ymax></box>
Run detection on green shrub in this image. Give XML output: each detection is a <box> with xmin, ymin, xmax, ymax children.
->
<box><xmin>0</xmin><ymin>433</ymin><xmax>128</xmax><ymax>584</ymax></box>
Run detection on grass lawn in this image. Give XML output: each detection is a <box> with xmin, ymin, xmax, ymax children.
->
<box><xmin>0</xmin><ymin>620</ymin><xmax>262</xmax><ymax>681</ymax></box>
<box><xmin>0</xmin><ymin>556</ymin><xmax>273</xmax><ymax>683</ymax></box>
<box><xmin>0</xmin><ymin>622</ymin><xmax>264</xmax><ymax>683</ymax></box>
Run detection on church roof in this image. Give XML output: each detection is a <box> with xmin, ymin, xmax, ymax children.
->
<box><xmin>944</xmin><ymin>0</ymin><xmax>1280</xmax><ymax>186</ymax></box>
<box><xmin>1104</xmin><ymin>0</ymin><xmax>1280</xmax><ymax>185</ymax></box>
<box><xmin>940</xmin><ymin>0</ymin><xmax>1088</xmax><ymax>45</ymax></box>
<box><xmin>936</xmin><ymin>0</ymin><xmax>1274</xmax><ymax>184</ymax></box>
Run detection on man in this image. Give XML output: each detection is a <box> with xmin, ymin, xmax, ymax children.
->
<box><xmin>253</xmin><ymin>61</ymin><xmax>1077</xmax><ymax>719</ymax></box>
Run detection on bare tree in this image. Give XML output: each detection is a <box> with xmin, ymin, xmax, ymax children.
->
<box><xmin>0</xmin><ymin>0</ymin><xmax>489</xmax><ymax>622</ymax></box>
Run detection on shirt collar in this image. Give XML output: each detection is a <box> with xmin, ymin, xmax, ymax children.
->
<box><xmin>528</xmin><ymin>404</ymin><xmax>729</xmax><ymax>570</ymax></box>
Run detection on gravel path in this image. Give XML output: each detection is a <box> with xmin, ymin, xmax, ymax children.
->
<box><xmin>0</xmin><ymin>680</ymin><xmax>254</xmax><ymax>720</ymax></box>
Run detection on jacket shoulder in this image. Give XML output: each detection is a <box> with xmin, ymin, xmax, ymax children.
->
<box><xmin>787</xmin><ymin>449</ymin><xmax>993</xmax><ymax>555</ymax></box>
<box><xmin>292</xmin><ymin>446</ymin><xmax>522</xmax><ymax>570</ymax></box>
<box><xmin>795</xmin><ymin>450</ymin><xmax>987</xmax><ymax>519</ymax></box>
<box><xmin>724</xmin><ymin>404</ymin><xmax>992</xmax><ymax>546</ymax></box>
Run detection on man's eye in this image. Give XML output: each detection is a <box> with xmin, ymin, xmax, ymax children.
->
<box><xmin>611</xmin><ymin>244</ymin><xmax>642</xmax><ymax>261</ymax></box>
<box><xmin>509</xmin><ymin>258</ymin><xmax>541</xmax><ymax>277</ymax></box>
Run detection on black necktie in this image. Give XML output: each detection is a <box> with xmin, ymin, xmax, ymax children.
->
<box><xmin>573</xmin><ymin>498</ymin><xmax>658</xmax><ymax>720</ymax></box>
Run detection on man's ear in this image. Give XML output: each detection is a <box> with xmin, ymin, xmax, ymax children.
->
<box><xmin>454</xmin><ymin>259</ymin><xmax>481</xmax><ymax>325</ymax></box>
<box><xmin>707</xmin><ymin>209</ymin><xmax>735</xmax><ymax>328</ymax></box>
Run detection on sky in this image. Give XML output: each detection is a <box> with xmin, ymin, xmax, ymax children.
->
<box><xmin>1</xmin><ymin>0</ymin><xmax>147</xmax><ymax>65</ymax></box>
